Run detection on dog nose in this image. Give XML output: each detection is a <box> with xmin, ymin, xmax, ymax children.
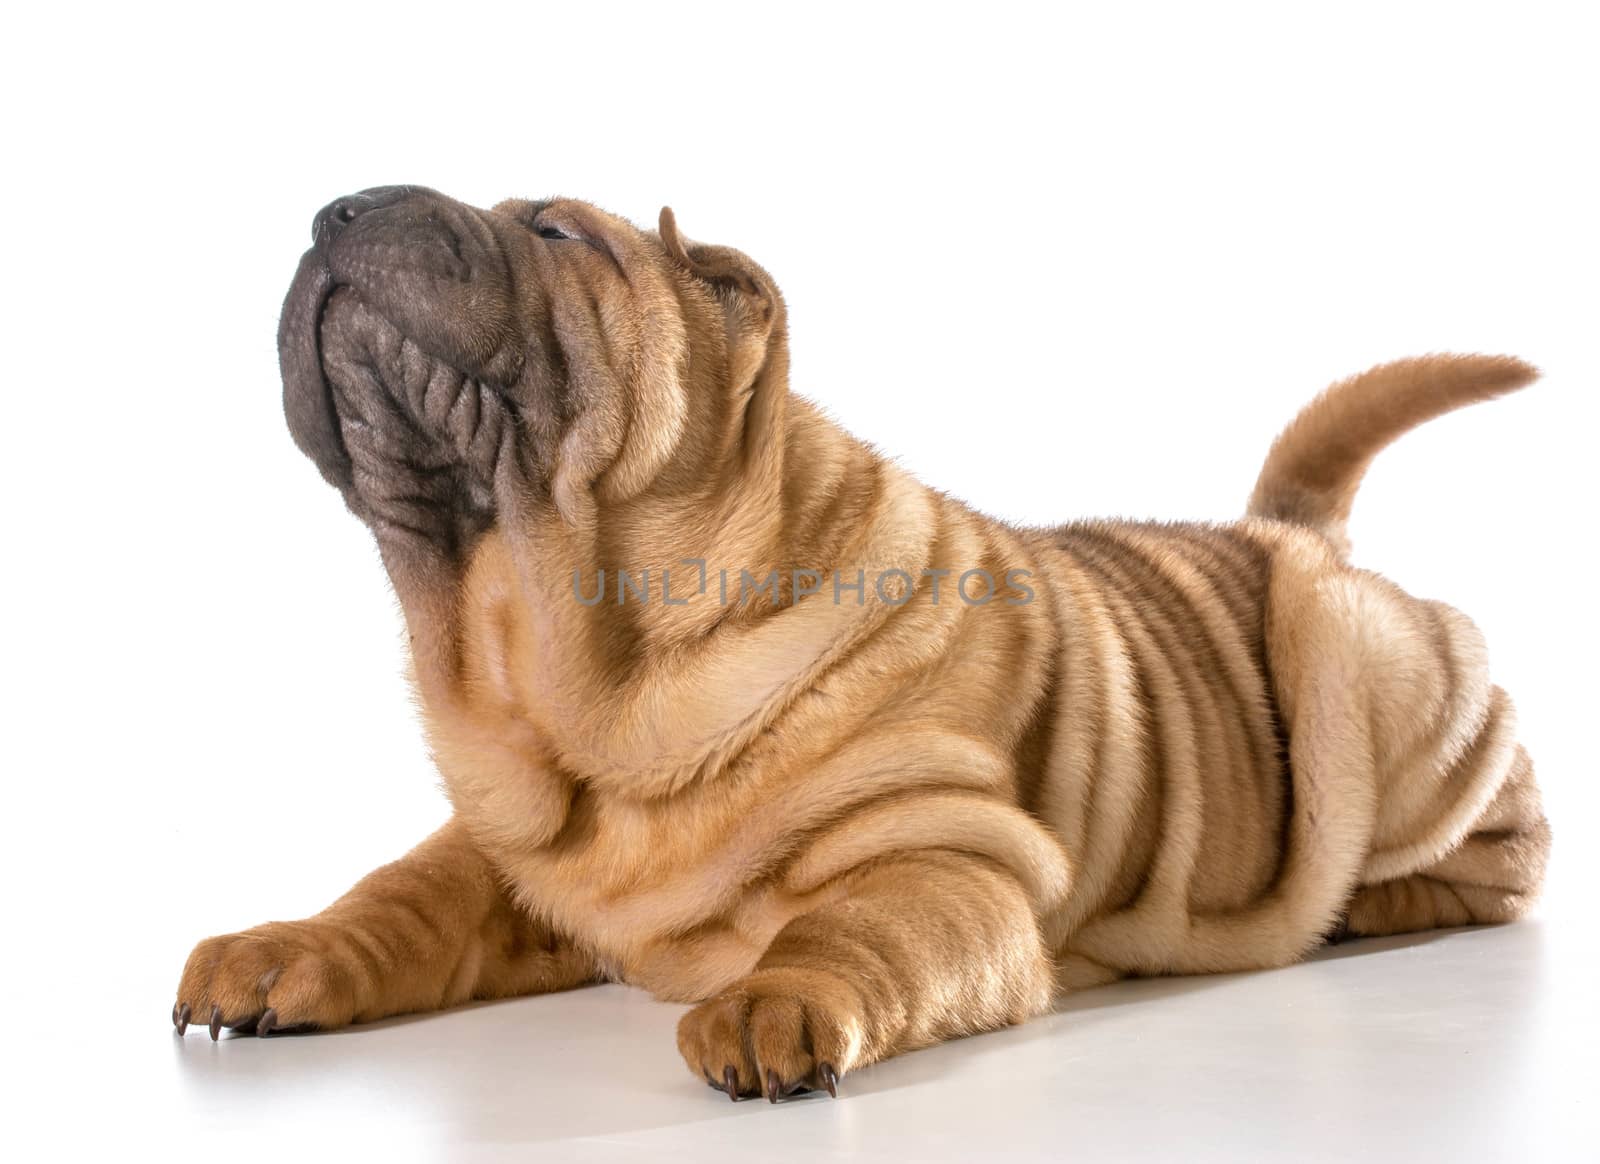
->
<box><xmin>312</xmin><ymin>196</ymin><xmax>368</xmax><ymax>245</ymax></box>
<box><xmin>311</xmin><ymin>186</ymin><xmax>421</xmax><ymax>248</ymax></box>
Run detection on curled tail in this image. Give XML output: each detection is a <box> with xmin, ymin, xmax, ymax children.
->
<box><xmin>1247</xmin><ymin>354</ymin><xmax>1538</xmax><ymax>558</ymax></box>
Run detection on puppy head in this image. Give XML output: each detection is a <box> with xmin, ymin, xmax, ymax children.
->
<box><xmin>278</xmin><ymin>186</ymin><xmax>786</xmax><ymax>562</ymax></box>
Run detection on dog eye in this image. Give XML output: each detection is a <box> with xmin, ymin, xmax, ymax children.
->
<box><xmin>536</xmin><ymin>224</ymin><xmax>572</xmax><ymax>241</ymax></box>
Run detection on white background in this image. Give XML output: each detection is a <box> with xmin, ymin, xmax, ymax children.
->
<box><xmin>3</xmin><ymin>2</ymin><xmax>1596</xmax><ymax>1158</ymax></box>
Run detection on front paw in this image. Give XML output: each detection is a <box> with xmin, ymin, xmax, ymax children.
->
<box><xmin>173</xmin><ymin>921</ymin><xmax>361</xmax><ymax>1039</ymax></box>
<box><xmin>676</xmin><ymin>967</ymin><xmax>862</xmax><ymax>1102</ymax></box>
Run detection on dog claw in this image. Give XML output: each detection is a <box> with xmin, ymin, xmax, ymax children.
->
<box><xmin>765</xmin><ymin>1068</ymin><xmax>780</xmax><ymax>1104</ymax></box>
<box><xmin>209</xmin><ymin>1005</ymin><xmax>223</xmax><ymax>1041</ymax></box>
<box><xmin>174</xmin><ymin>1002</ymin><xmax>191</xmax><ymax>1035</ymax></box>
<box><xmin>819</xmin><ymin>1062</ymin><xmax>839</xmax><ymax>1099</ymax></box>
<box><xmin>257</xmin><ymin>1008</ymin><xmax>278</xmax><ymax>1038</ymax></box>
<box><xmin>722</xmin><ymin>1065</ymin><xmax>739</xmax><ymax>1102</ymax></box>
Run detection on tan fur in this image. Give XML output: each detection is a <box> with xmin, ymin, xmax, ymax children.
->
<box><xmin>178</xmin><ymin>192</ymin><xmax>1550</xmax><ymax>1099</ymax></box>
<box><xmin>1247</xmin><ymin>354</ymin><xmax>1539</xmax><ymax>558</ymax></box>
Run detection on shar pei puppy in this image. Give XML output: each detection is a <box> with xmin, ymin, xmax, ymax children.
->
<box><xmin>174</xmin><ymin>186</ymin><xmax>1551</xmax><ymax>1102</ymax></box>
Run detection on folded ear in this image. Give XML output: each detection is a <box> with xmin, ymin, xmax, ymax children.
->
<box><xmin>658</xmin><ymin>207</ymin><xmax>788</xmax><ymax>472</ymax></box>
<box><xmin>658</xmin><ymin>206</ymin><xmax>779</xmax><ymax>321</ymax></box>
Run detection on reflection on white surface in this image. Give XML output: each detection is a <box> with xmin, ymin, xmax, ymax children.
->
<box><xmin>42</xmin><ymin>922</ymin><xmax>1591</xmax><ymax>1161</ymax></box>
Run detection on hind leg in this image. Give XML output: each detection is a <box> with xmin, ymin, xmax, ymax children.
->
<box><xmin>1341</xmin><ymin>746</ymin><xmax>1550</xmax><ymax>937</ymax></box>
